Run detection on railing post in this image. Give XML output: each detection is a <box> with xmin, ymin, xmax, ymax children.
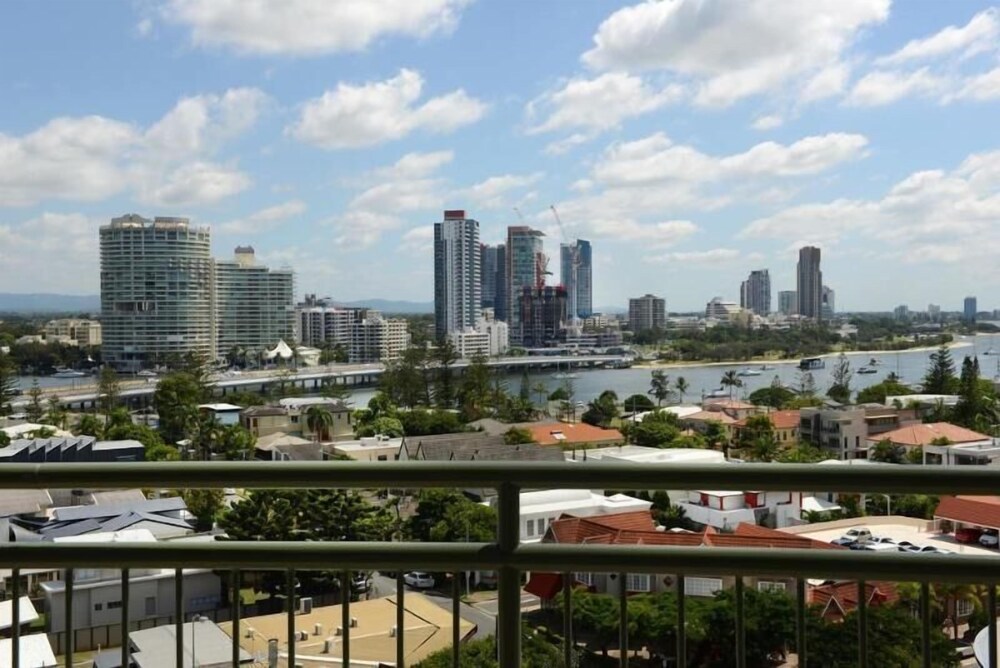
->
<box><xmin>796</xmin><ymin>578</ymin><xmax>807</xmax><ymax>668</ymax></box>
<box><xmin>121</xmin><ymin>568</ymin><xmax>130</xmax><ymax>668</ymax></box>
<box><xmin>676</xmin><ymin>575</ymin><xmax>686</xmax><ymax>668</ymax></box>
<box><xmin>619</xmin><ymin>572</ymin><xmax>629</xmax><ymax>667</ymax></box>
<box><xmin>563</xmin><ymin>571</ymin><xmax>573</xmax><ymax>668</ymax></box>
<box><xmin>858</xmin><ymin>580</ymin><xmax>868</xmax><ymax>668</ymax></box>
<box><xmin>342</xmin><ymin>569</ymin><xmax>351</xmax><ymax>666</ymax></box>
<box><xmin>175</xmin><ymin>568</ymin><xmax>183</xmax><ymax>668</ymax></box>
<box><xmin>989</xmin><ymin>584</ymin><xmax>998</xmax><ymax>668</ymax></box>
<box><xmin>397</xmin><ymin>571</ymin><xmax>405</xmax><ymax>667</ymax></box>
<box><xmin>11</xmin><ymin>568</ymin><xmax>19</xmax><ymax>668</ymax></box>
<box><xmin>64</xmin><ymin>568</ymin><xmax>74</xmax><ymax>668</ymax></box>
<box><xmin>921</xmin><ymin>582</ymin><xmax>931</xmax><ymax>668</ymax></box>
<box><xmin>735</xmin><ymin>576</ymin><xmax>745</xmax><ymax>668</ymax></box>
<box><xmin>287</xmin><ymin>569</ymin><xmax>296</xmax><ymax>668</ymax></box>
<box><xmin>497</xmin><ymin>481</ymin><xmax>521</xmax><ymax>667</ymax></box>
<box><xmin>231</xmin><ymin>570</ymin><xmax>241</xmax><ymax>667</ymax></box>
<box><xmin>452</xmin><ymin>573</ymin><xmax>460</xmax><ymax>668</ymax></box>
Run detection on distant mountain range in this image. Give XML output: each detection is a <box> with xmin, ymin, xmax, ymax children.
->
<box><xmin>336</xmin><ymin>299</ymin><xmax>433</xmax><ymax>314</ymax></box>
<box><xmin>0</xmin><ymin>293</ymin><xmax>100</xmax><ymax>314</ymax></box>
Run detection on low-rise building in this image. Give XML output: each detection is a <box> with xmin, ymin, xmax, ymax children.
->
<box><xmin>198</xmin><ymin>403</ymin><xmax>243</xmax><ymax>426</ymax></box>
<box><xmin>449</xmin><ymin>315</ymin><xmax>509</xmax><ymax>358</ymax></box>
<box><xmin>800</xmin><ymin>405</ymin><xmax>914</xmax><ymax>459</ymax></box>
<box><xmin>526</xmin><ymin>422</ymin><xmax>624</xmax><ymax>449</ymax></box>
<box><xmin>0</xmin><ymin>437</ymin><xmax>144</xmax><ymax>463</ymax></box>
<box><xmin>504</xmin><ymin>489</ymin><xmax>652</xmax><ymax>543</ymax></box>
<box><xmin>331</xmin><ymin>436</ymin><xmax>404</xmax><ymax>462</ymax></box>
<box><xmin>866</xmin><ymin>422</ymin><xmax>993</xmax><ymax>461</ymax></box>
<box><xmin>241</xmin><ymin>399</ymin><xmax>353</xmax><ymax>442</ymax></box>
<box><xmin>44</xmin><ymin>318</ymin><xmax>102</xmax><ymax>346</ymax></box>
<box><xmin>673</xmin><ymin>489</ymin><xmax>837</xmax><ymax>530</ymax></box>
<box><xmin>733</xmin><ymin>409</ymin><xmax>800</xmax><ymax>444</ymax></box>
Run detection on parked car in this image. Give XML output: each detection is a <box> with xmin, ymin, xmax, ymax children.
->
<box><xmin>903</xmin><ymin>545</ymin><xmax>938</xmax><ymax>554</ymax></box>
<box><xmin>955</xmin><ymin>527</ymin><xmax>983</xmax><ymax>544</ymax></box>
<box><xmin>352</xmin><ymin>573</ymin><xmax>372</xmax><ymax>592</ymax></box>
<box><xmin>895</xmin><ymin>540</ymin><xmax>917</xmax><ymax>551</ymax></box>
<box><xmin>861</xmin><ymin>543</ymin><xmax>901</xmax><ymax>552</ymax></box>
<box><xmin>833</xmin><ymin>528</ymin><xmax>873</xmax><ymax>547</ymax></box>
<box><xmin>869</xmin><ymin>536</ymin><xmax>896</xmax><ymax>545</ymax></box>
<box><xmin>404</xmin><ymin>571</ymin><xmax>436</xmax><ymax>589</ymax></box>
<box><xmin>980</xmin><ymin>530</ymin><xmax>999</xmax><ymax>547</ymax></box>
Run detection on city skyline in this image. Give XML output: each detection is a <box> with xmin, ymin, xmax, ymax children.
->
<box><xmin>0</xmin><ymin>2</ymin><xmax>998</xmax><ymax>310</ymax></box>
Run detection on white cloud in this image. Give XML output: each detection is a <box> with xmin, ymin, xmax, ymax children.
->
<box><xmin>458</xmin><ymin>172</ymin><xmax>544</xmax><ymax>210</ymax></box>
<box><xmin>582</xmin><ymin>0</ymin><xmax>889</xmax><ymax>107</ymax></box>
<box><xmin>0</xmin><ymin>213</ymin><xmax>100</xmax><ymax>292</ymax></box>
<box><xmin>543</xmin><ymin>133</ymin><xmax>591</xmax><ymax>156</ymax></box>
<box><xmin>398</xmin><ymin>226</ymin><xmax>434</xmax><ymax>254</ymax></box>
<box><xmin>0</xmin><ymin>88</ymin><xmax>265</xmax><ymax>208</ymax></box>
<box><xmin>219</xmin><ymin>200</ymin><xmax>307</xmax><ymax>234</ymax></box>
<box><xmin>289</xmin><ymin>69</ymin><xmax>486</xmax><ymax>149</ymax></box>
<box><xmin>526</xmin><ymin>72</ymin><xmax>683</xmax><ymax>135</ymax></box>
<box><xmin>140</xmin><ymin>161</ymin><xmax>251</xmax><ymax>206</ymax></box>
<box><xmin>800</xmin><ymin>63</ymin><xmax>850</xmax><ymax>103</ymax></box>
<box><xmin>946</xmin><ymin>66</ymin><xmax>1000</xmax><ymax>102</ymax></box>
<box><xmin>136</xmin><ymin>18</ymin><xmax>154</xmax><ymax>37</ymax></box>
<box><xmin>162</xmin><ymin>0</ymin><xmax>471</xmax><ymax>55</ymax></box>
<box><xmin>591</xmin><ymin>132</ymin><xmax>868</xmax><ymax>187</ymax></box>
<box><xmin>644</xmin><ymin>248</ymin><xmax>742</xmax><ymax>264</ymax></box>
<box><xmin>751</xmin><ymin>114</ymin><xmax>784</xmax><ymax>131</ymax></box>
<box><xmin>374</xmin><ymin>150</ymin><xmax>454</xmax><ymax>179</ymax></box>
<box><xmin>875</xmin><ymin>8</ymin><xmax>999</xmax><ymax>66</ymax></box>
<box><xmin>330</xmin><ymin>210</ymin><xmax>404</xmax><ymax>248</ymax></box>
<box><xmin>845</xmin><ymin>67</ymin><xmax>947</xmax><ymax>106</ymax></box>
<box><xmin>740</xmin><ymin>150</ymin><xmax>1000</xmax><ymax>259</ymax></box>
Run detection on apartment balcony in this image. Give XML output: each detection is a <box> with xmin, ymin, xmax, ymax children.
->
<box><xmin>1</xmin><ymin>462</ymin><xmax>999</xmax><ymax>667</ymax></box>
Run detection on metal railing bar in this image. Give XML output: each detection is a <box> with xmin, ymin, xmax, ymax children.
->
<box><xmin>497</xmin><ymin>482</ymin><xmax>521</xmax><ymax>668</ymax></box>
<box><xmin>989</xmin><ymin>584</ymin><xmax>997</xmax><ymax>668</ymax></box>
<box><xmin>796</xmin><ymin>577</ymin><xmax>806</xmax><ymax>668</ymax></box>
<box><xmin>5</xmin><ymin>543</ymin><xmax>999</xmax><ymax>583</ymax></box>
<box><xmin>920</xmin><ymin>582</ymin><xmax>931</xmax><ymax>668</ymax></box>
<box><xmin>174</xmin><ymin>568</ymin><xmax>182</xmax><ymax>668</ymax></box>
<box><xmin>563</xmin><ymin>571</ymin><xmax>573</xmax><ymax>668</ymax></box>
<box><xmin>452</xmin><ymin>573</ymin><xmax>460</xmax><ymax>668</ymax></box>
<box><xmin>287</xmin><ymin>568</ymin><xmax>296</xmax><ymax>668</ymax></box>
<box><xmin>342</xmin><ymin>568</ymin><xmax>351</xmax><ymax>667</ymax></box>
<box><xmin>397</xmin><ymin>571</ymin><xmax>405</xmax><ymax>667</ymax></box>
<box><xmin>2</xmin><ymin>461</ymin><xmax>999</xmax><ymax>494</ymax></box>
<box><xmin>619</xmin><ymin>572</ymin><xmax>628</xmax><ymax>668</ymax></box>
<box><xmin>676</xmin><ymin>574</ymin><xmax>686</xmax><ymax>668</ymax></box>
<box><xmin>121</xmin><ymin>568</ymin><xmax>130</xmax><ymax>668</ymax></box>
<box><xmin>735</xmin><ymin>576</ymin><xmax>746</xmax><ymax>668</ymax></box>
<box><xmin>858</xmin><ymin>579</ymin><xmax>868</xmax><ymax>668</ymax></box>
<box><xmin>231</xmin><ymin>569</ymin><xmax>241</xmax><ymax>667</ymax></box>
<box><xmin>65</xmin><ymin>568</ymin><xmax>73</xmax><ymax>668</ymax></box>
<box><xmin>11</xmin><ymin>567</ymin><xmax>19</xmax><ymax>668</ymax></box>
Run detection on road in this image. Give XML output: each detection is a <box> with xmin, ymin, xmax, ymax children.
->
<box><xmin>367</xmin><ymin>572</ymin><xmax>545</xmax><ymax>640</ymax></box>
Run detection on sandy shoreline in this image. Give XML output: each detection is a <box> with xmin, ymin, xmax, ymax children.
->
<box><xmin>632</xmin><ymin>339</ymin><xmax>972</xmax><ymax>370</ymax></box>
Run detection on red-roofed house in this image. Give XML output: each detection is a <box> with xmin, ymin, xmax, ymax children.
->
<box><xmin>867</xmin><ymin>422</ymin><xmax>998</xmax><ymax>466</ymax></box>
<box><xmin>526</xmin><ymin>510</ymin><xmax>843</xmax><ymax>602</ymax></box>
<box><xmin>808</xmin><ymin>581</ymin><xmax>898</xmax><ymax>621</ymax></box>
<box><xmin>934</xmin><ymin>495</ymin><xmax>1000</xmax><ymax>532</ymax></box>
<box><xmin>733</xmin><ymin>409</ymin><xmax>801</xmax><ymax>444</ymax></box>
<box><xmin>526</xmin><ymin>422</ymin><xmax>624</xmax><ymax>448</ymax></box>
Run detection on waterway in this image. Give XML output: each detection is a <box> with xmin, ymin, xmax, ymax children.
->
<box><xmin>17</xmin><ymin>333</ymin><xmax>1000</xmax><ymax>407</ymax></box>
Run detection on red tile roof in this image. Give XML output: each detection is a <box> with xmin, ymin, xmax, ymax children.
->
<box><xmin>935</xmin><ymin>495</ymin><xmax>1000</xmax><ymax>529</ymax></box>
<box><xmin>683</xmin><ymin>410</ymin><xmax>738</xmax><ymax>425</ymax></box>
<box><xmin>873</xmin><ymin>422</ymin><xmax>990</xmax><ymax>447</ymax></box>
<box><xmin>525</xmin><ymin>572</ymin><xmax>564</xmax><ymax>599</ymax></box>
<box><xmin>734</xmin><ymin>409</ymin><xmax>800</xmax><ymax>431</ymax></box>
<box><xmin>809</xmin><ymin>581</ymin><xmax>898</xmax><ymax>618</ymax></box>
<box><xmin>527</xmin><ymin>422</ymin><xmax>624</xmax><ymax>447</ymax></box>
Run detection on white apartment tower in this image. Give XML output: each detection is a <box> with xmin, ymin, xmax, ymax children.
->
<box><xmin>434</xmin><ymin>210</ymin><xmax>481</xmax><ymax>341</ymax></box>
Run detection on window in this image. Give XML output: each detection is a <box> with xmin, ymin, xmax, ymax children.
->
<box><xmin>94</xmin><ymin>603</ymin><xmax>103</xmax><ymax>611</ymax></box>
<box><xmin>575</xmin><ymin>572</ymin><xmax>595</xmax><ymax>587</ymax></box>
<box><xmin>685</xmin><ymin>577</ymin><xmax>723</xmax><ymax>597</ymax></box>
<box><xmin>526</xmin><ymin>520</ymin><xmax>535</xmax><ymax>537</ymax></box>
<box><xmin>107</xmin><ymin>601</ymin><xmax>122</xmax><ymax>610</ymax></box>
<box><xmin>958</xmin><ymin>599</ymin><xmax>975</xmax><ymax>617</ymax></box>
<box><xmin>626</xmin><ymin>574</ymin><xmax>651</xmax><ymax>592</ymax></box>
<box><xmin>377</xmin><ymin>455</ymin><xmax>388</xmax><ymax>461</ymax></box>
<box><xmin>757</xmin><ymin>581</ymin><xmax>786</xmax><ymax>593</ymax></box>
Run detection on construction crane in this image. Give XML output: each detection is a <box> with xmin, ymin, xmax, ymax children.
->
<box><xmin>550</xmin><ymin>205</ymin><xmax>580</xmax><ymax>331</ymax></box>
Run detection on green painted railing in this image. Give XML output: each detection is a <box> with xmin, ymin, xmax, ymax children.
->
<box><xmin>1</xmin><ymin>461</ymin><xmax>998</xmax><ymax>668</ymax></box>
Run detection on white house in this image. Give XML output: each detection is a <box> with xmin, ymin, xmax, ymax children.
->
<box><xmin>672</xmin><ymin>489</ymin><xmax>834</xmax><ymax>530</ymax></box>
<box><xmin>500</xmin><ymin>489</ymin><xmax>652</xmax><ymax>544</ymax></box>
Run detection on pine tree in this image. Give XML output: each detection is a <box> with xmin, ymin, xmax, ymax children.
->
<box><xmin>923</xmin><ymin>345</ymin><xmax>957</xmax><ymax>394</ymax></box>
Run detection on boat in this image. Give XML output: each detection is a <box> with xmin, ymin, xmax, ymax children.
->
<box><xmin>552</xmin><ymin>372</ymin><xmax>579</xmax><ymax>380</ymax></box>
<box><xmin>759</xmin><ymin>364</ymin><xmax>775</xmax><ymax>371</ymax></box>
<box><xmin>705</xmin><ymin>387</ymin><xmax>729</xmax><ymax>398</ymax></box>
<box><xmin>799</xmin><ymin>357</ymin><xmax>825</xmax><ymax>370</ymax></box>
<box><xmin>984</xmin><ymin>349</ymin><xmax>998</xmax><ymax>356</ymax></box>
<box><xmin>52</xmin><ymin>368</ymin><xmax>86</xmax><ymax>378</ymax></box>
<box><xmin>857</xmin><ymin>367</ymin><xmax>878</xmax><ymax>375</ymax></box>
<box><xmin>737</xmin><ymin>367</ymin><xmax>762</xmax><ymax>377</ymax></box>
<box><xmin>868</xmin><ymin>357</ymin><xmax>882</xmax><ymax>366</ymax></box>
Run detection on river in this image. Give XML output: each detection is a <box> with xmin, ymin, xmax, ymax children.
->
<box><xmin>17</xmin><ymin>333</ymin><xmax>1000</xmax><ymax>407</ymax></box>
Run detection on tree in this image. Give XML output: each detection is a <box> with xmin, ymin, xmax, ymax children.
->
<box><xmin>775</xmin><ymin>443</ymin><xmax>826</xmax><ymax>463</ymax></box>
<box><xmin>44</xmin><ymin>396</ymin><xmax>67</xmax><ymax>429</ymax></box>
<box><xmin>581</xmin><ymin>390</ymin><xmax>619</xmax><ymax>428</ymax></box>
<box><xmin>701</xmin><ymin>588</ymin><xmax>795</xmax><ymax>667</ymax></box>
<box><xmin>737</xmin><ymin>415</ymin><xmax>774</xmax><ymax>450</ymax></box>
<box><xmin>25</xmin><ymin>380</ymin><xmax>44</xmax><ymax>422</ymax></box>
<box><xmin>457</xmin><ymin>354</ymin><xmax>492</xmax><ymax>420</ymax></box>
<box><xmin>923</xmin><ymin>345</ymin><xmax>958</xmax><ymax>394</ymax></box>
<box><xmin>75</xmin><ymin>413</ymin><xmax>104</xmax><ymax>438</ymax></box>
<box><xmin>720</xmin><ymin>370</ymin><xmax>743</xmax><ymax>399</ymax></box>
<box><xmin>649</xmin><ymin>370</ymin><xmax>671</xmax><ymax>406</ymax></box>
<box><xmin>415</xmin><ymin>626</ymin><xmax>563</xmax><ymax>668</ymax></box>
<box><xmin>182</xmin><ymin>489</ymin><xmax>224</xmax><ymax>531</ymax></box>
<box><xmin>305</xmin><ymin>405</ymin><xmax>334</xmax><ymax>442</ymax></box>
<box><xmin>531</xmin><ymin>382</ymin><xmax>548</xmax><ymax>410</ymax></box>
<box><xmin>433</xmin><ymin>339</ymin><xmax>459</xmax><ymax>408</ymax></box>
<box><xmin>631</xmin><ymin>410</ymin><xmax>681</xmax><ymax>448</ymax></box>
<box><xmin>504</xmin><ymin>426</ymin><xmax>535</xmax><ymax>445</ymax></box>
<box><xmin>827</xmin><ymin>353</ymin><xmax>853</xmax><ymax>404</ymax></box>
<box><xmin>749</xmin><ymin>385</ymin><xmax>796</xmax><ymax>409</ymax></box>
<box><xmin>623</xmin><ymin>394</ymin><xmax>655</xmax><ymax>414</ymax></box>
<box><xmin>797</xmin><ymin>370</ymin><xmax>817</xmax><ymax>397</ymax></box>
<box><xmin>356</xmin><ymin>416</ymin><xmax>404</xmax><ymax>438</ymax></box>
<box><xmin>870</xmin><ymin>438</ymin><xmax>905</xmax><ymax>464</ymax></box>
<box><xmin>953</xmin><ymin>355</ymin><xmax>998</xmax><ymax>430</ymax></box>
<box><xmin>703</xmin><ymin>420</ymin><xmax>728</xmax><ymax>457</ymax></box>
<box><xmin>153</xmin><ymin>372</ymin><xmax>206</xmax><ymax>445</ymax></box>
<box><xmin>0</xmin><ymin>354</ymin><xmax>18</xmax><ymax>417</ymax></box>
<box><xmin>205</xmin><ymin>424</ymin><xmax>256</xmax><ymax>460</ymax></box>
<box><xmin>97</xmin><ymin>366</ymin><xmax>120</xmax><ymax>415</ymax></box>
<box><xmin>407</xmin><ymin>489</ymin><xmax>496</xmax><ymax>542</ymax></box>
<box><xmin>856</xmin><ymin>379</ymin><xmax>911</xmax><ymax>404</ymax></box>
<box><xmin>675</xmin><ymin>376</ymin><xmax>690</xmax><ymax>404</ymax></box>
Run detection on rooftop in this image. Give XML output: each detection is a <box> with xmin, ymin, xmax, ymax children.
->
<box><xmin>129</xmin><ymin>619</ymin><xmax>249</xmax><ymax>668</ymax></box>
<box><xmin>935</xmin><ymin>495</ymin><xmax>1000</xmax><ymax>531</ymax></box>
<box><xmin>0</xmin><ymin>634</ymin><xmax>55</xmax><ymax>668</ymax></box>
<box><xmin>869</xmin><ymin>421</ymin><xmax>992</xmax><ymax>447</ymax></box>
<box><xmin>526</xmin><ymin>422</ymin><xmax>624</xmax><ymax>446</ymax></box>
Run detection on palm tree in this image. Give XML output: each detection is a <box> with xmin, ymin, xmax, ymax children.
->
<box><xmin>721</xmin><ymin>370</ymin><xmax>743</xmax><ymax>399</ymax></box>
<box><xmin>649</xmin><ymin>370</ymin><xmax>671</xmax><ymax>406</ymax></box>
<box><xmin>305</xmin><ymin>405</ymin><xmax>335</xmax><ymax>443</ymax></box>
<box><xmin>674</xmin><ymin>377</ymin><xmax>689</xmax><ymax>404</ymax></box>
<box><xmin>532</xmin><ymin>382</ymin><xmax>548</xmax><ymax>410</ymax></box>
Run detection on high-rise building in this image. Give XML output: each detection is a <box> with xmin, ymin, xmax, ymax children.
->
<box><xmin>796</xmin><ymin>246</ymin><xmax>823</xmax><ymax>320</ymax></box>
<box><xmin>706</xmin><ymin>297</ymin><xmax>741</xmax><ymax>321</ymax></box>
<box><xmin>822</xmin><ymin>286</ymin><xmax>836</xmax><ymax>321</ymax></box>
<box><xmin>964</xmin><ymin>296</ymin><xmax>978</xmax><ymax>322</ymax></box>
<box><xmin>560</xmin><ymin>239</ymin><xmax>593</xmax><ymax>320</ymax></box>
<box><xmin>215</xmin><ymin>246</ymin><xmax>295</xmax><ymax>355</ymax></box>
<box><xmin>100</xmin><ymin>215</ymin><xmax>214</xmax><ymax>371</ymax></box>
<box><xmin>506</xmin><ymin>226</ymin><xmax>545</xmax><ymax>344</ymax></box>
<box><xmin>628</xmin><ymin>294</ymin><xmax>666</xmax><ymax>332</ymax></box>
<box><xmin>434</xmin><ymin>210</ymin><xmax>481</xmax><ymax>341</ymax></box>
<box><xmin>480</xmin><ymin>243</ymin><xmax>507</xmax><ymax>321</ymax></box>
<box><xmin>778</xmin><ymin>291</ymin><xmax>798</xmax><ymax>316</ymax></box>
<box><xmin>894</xmin><ymin>305</ymin><xmax>910</xmax><ymax>321</ymax></box>
<box><xmin>518</xmin><ymin>285</ymin><xmax>567</xmax><ymax>348</ymax></box>
<box><xmin>928</xmin><ymin>304</ymin><xmax>941</xmax><ymax>321</ymax></box>
<box><xmin>739</xmin><ymin>269</ymin><xmax>771</xmax><ymax>315</ymax></box>
<box><xmin>296</xmin><ymin>296</ymin><xmax>409</xmax><ymax>363</ymax></box>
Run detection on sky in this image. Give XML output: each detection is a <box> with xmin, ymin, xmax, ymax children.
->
<box><xmin>0</xmin><ymin>0</ymin><xmax>998</xmax><ymax>312</ymax></box>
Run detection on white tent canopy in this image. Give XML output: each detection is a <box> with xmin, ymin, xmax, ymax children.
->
<box><xmin>264</xmin><ymin>339</ymin><xmax>294</xmax><ymax>360</ymax></box>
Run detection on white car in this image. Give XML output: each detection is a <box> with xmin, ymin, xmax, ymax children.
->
<box><xmin>404</xmin><ymin>571</ymin><xmax>436</xmax><ymax>589</ymax></box>
<box><xmin>980</xmin><ymin>531</ymin><xmax>999</xmax><ymax>548</ymax></box>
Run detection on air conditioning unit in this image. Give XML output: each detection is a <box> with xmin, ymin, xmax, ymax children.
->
<box><xmin>323</xmin><ymin>638</ymin><xmax>335</xmax><ymax>654</ymax></box>
<box><xmin>298</xmin><ymin>631</ymin><xmax>308</xmax><ymax>641</ymax></box>
<box><xmin>335</xmin><ymin>626</ymin><xmax>343</xmax><ymax>636</ymax></box>
<box><xmin>313</xmin><ymin>623</ymin><xmax>322</xmax><ymax>636</ymax></box>
<box><xmin>298</xmin><ymin>597</ymin><xmax>313</xmax><ymax>614</ymax></box>
<box><xmin>350</xmin><ymin>617</ymin><xmax>358</xmax><ymax>628</ymax></box>
<box><xmin>389</xmin><ymin>626</ymin><xmax>397</xmax><ymax>638</ymax></box>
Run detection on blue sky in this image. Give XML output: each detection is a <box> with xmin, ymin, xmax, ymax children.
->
<box><xmin>1</xmin><ymin>1</ymin><xmax>998</xmax><ymax>312</ymax></box>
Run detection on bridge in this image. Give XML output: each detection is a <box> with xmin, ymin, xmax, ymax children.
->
<box><xmin>21</xmin><ymin>355</ymin><xmax>631</xmax><ymax>410</ymax></box>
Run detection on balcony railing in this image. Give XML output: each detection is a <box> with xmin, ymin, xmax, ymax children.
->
<box><xmin>2</xmin><ymin>461</ymin><xmax>1000</xmax><ymax>667</ymax></box>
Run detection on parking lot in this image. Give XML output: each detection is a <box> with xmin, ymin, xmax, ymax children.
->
<box><xmin>782</xmin><ymin>516</ymin><xmax>1000</xmax><ymax>557</ymax></box>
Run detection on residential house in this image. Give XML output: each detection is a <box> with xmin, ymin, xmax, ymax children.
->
<box><xmin>934</xmin><ymin>496</ymin><xmax>1000</xmax><ymax>535</ymax></box>
<box><xmin>93</xmin><ymin>619</ymin><xmax>253</xmax><ymax>667</ymax></box>
<box><xmin>680</xmin><ymin>410</ymin><xmax>738</xmax><ymax>441</ymax></box>
<box><xmin>525</xmin><ymin>422</ymin><xmax>624</xmax><ymax>449</ymax></box>
<box><xmin>331</xmin><ymin>436</ymin><xmax>404</xmax><ymax>462</ymax></box>
<box><xmin>502</xmin><ymin>489</ymin><xmax>652</xmax><ymax>543</ymax></box>
<box><xmin>0</xmin><ymin>437</ymin><xmax>144</xmax><ymax>463</ymax></box>
<box><xmin>672</xmin><ymin>488</ymin><xmax>840</xmax><ymax>530</ymax></box>
<box><xmin>866</xmin><ymin>422</ymin><xmax>994</xmax><ymax>462</ymax></box>
<box><xmin>241</xmin><ymin>399</ymin><xmax>353</xmax><ymax>442</ymax></box>
<box><xmin>732</xmin><ymin>410</ymin><xmax>800</xmax><ymax>445</ymax></box>
<box><xmin>701</xmin><ymin>398</ymin><xmax>758</xmax><ymax>420</ymax></box>
<box><xmin>800</xmin><ymin>405</ymin><xmax>914</xmax><ymax>460</ymax></box>
<box><xmin>198</xmin><ymin>403</ymin><xmax>243</xmax><ymax>426</ymax></box>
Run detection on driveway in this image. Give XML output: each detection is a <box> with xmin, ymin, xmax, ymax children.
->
<box><xmin>369</xmin><ymin>572</ymin><xmax>498</xmax><ymax>640</ymax></box>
